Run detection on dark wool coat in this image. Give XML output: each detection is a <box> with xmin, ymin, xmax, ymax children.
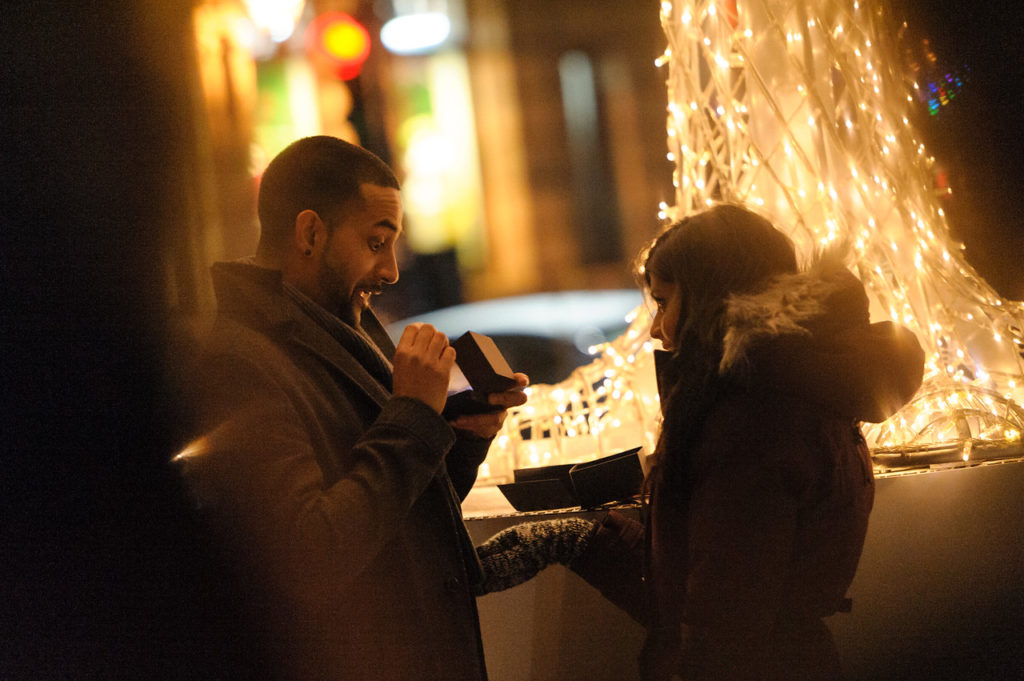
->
<box><xmin>573</xmin><ymin>263</ymin><xmax>925</xmax><ymax>681</ymax></box>
<box><xmin>175</xmin><ymin>261</ymin><xmax>491</xmax><ymax>681</ymax></box>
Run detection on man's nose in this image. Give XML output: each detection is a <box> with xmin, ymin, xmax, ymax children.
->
<box><xmin>379</xmin><ymin>248</ymin><xmax>399</xmax><ymax>285</ymax></box>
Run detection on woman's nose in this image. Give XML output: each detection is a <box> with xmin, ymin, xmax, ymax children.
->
<box><xmin>650</xmin><ymin>311</ymin><xmax>665</xmax><ymax>344</ymax></box>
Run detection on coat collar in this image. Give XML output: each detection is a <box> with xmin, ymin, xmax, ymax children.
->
<box><xmin>210</xmin><ymin>260</ymin><xmax>393</xmax><ymax>408</ymax></box>
<box><xmin>288</xmin><ymin>316</ymin><xmax>393</xmax><ymax>407</ymax></box>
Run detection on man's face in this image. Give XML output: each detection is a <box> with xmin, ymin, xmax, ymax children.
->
<box><xmin>317</xmin><ymin>183</ymin><xmax>403</xmax><ymax>325</ymax></box>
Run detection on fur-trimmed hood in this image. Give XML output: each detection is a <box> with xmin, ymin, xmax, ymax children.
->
<box><xmin>710</xmin><ymin>249</ymin><xmax>923</xmax><ymax>423</ymax></box>
<box><xmin>719</xmin><ymin>249</ymin><xmax>858</xmax><ymax>375</ymax></box>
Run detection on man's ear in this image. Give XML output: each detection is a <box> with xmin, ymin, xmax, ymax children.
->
<box><xmin>294</xmin><ymin>209</ymin><xmax>323</xmax><ymax>255</ymax></box>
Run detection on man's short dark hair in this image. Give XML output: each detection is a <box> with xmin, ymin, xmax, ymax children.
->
<box><xmin>256</xmin><ymin>136</ymin><xmax>400</xmax><ymax>255</ymax></box>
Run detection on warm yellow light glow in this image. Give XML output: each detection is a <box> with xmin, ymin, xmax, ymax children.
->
<box><xmin>396</xmin><ymin>53</ymin><xmax>485</xmax><ymax>264</ymax></box>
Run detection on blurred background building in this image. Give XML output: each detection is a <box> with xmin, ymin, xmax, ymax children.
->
<box><xmin>175</xmin><ymin>0</ymin><xmax>674</xmax><ymax>326</ymax></box>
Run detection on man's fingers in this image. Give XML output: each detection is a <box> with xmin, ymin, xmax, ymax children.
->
<box><xmin>428</xmin><ymin>328</ymin><xmax>452</xmax><ymax>360</ymax></box>
<box><xmin>400</xmin><ymin>323</ymin><xmax>451</xmax><ymax>359</ymax></box>
<box><xmin>488</xmin><ymin>390</ymin><xmax>528</xmax><ymax>409</ymax></box>
<box><xmin>450</xmin><ymin>410</ymin><xmax>509</xmax><ymax>439</ymax></box>
<box><xmin>393</xmin><ymin>324</ymin><xmax>455</xmax><ymax>414</ymax></box>
<box><xmin>398</xmin><ymin>322</ymin><xmax>423</xmax><ymax>348</ymax></box>
<box><xmin>486</xmin><ymin>373</ymin><xmax>530</xmax><ymax>408</ymax></box>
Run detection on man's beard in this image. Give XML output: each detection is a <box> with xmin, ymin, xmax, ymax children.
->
<box><xmin>317</xmin><ymin>261</ymin><xmax>360</xmax><ymax>326</ymax></box>
<box><xmin>317</xmin><ymin>258</ymin><xmax>383</xmax><ymax>327</ymax></box>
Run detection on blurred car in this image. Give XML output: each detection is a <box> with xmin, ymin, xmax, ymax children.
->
<box><xmin>386</xmin><ymin>289</ymin><xmax>643</xmax><ymax>385</ymax></box>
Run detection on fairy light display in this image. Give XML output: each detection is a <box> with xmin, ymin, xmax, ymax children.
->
<box><xmin>479</xmin><ymin>0</ymin><xmax>1024</xmax><ymax>484</ymax></box>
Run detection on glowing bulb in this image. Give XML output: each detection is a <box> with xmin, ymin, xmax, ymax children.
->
<box><xmin>381</xmin><ymin>12</ymin><xmax>450</xmax><ymax>54</ymax></box>
<box><xmin>245</xmin><ymin>0</ymin><xmax>306</xmax><ymax>42</ymax></box>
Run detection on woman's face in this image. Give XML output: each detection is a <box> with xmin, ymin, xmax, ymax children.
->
<box><xmin>648</xmin><ymin>274</ymin><xmax>682</xmax><ymax>352</ymax></box>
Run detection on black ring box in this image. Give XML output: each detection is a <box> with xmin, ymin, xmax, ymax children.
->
<box><xmin>451</xmin><ymin>331</ymin><xmax>518</xmax><ymax>394</ymax></box>
<box><xmin>443</xmin><ymin>331</ymin><xmax>518</xmax><ymax>419</ymax></box>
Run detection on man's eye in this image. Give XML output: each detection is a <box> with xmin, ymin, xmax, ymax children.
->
<box><xmin>369</xmin><ymin>240</ymin><xmax>383</xmax><ymax>253</ymax></box>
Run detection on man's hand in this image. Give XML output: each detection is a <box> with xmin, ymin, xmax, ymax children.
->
<box><xmin>448</xmin><ymin>373</ymin><xmax>529</xmax><ymax>439</ymax></box>
<box><xmin>392</xmin><ymin>323</ymin><xmax>456</xmax><ymax>414</ymax></box>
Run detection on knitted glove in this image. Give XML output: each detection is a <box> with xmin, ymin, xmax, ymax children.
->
<box><xmin>475</xmin><ymin>518</ymin><xmax>598</xmax><ymax>594</ymax></box>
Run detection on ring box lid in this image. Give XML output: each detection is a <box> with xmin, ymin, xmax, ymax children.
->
<box><xmin>451</xmin><ymin>331</ymin><xmax>518</xmax><ymax>394</ymax></box>
<box><xmin>569</xmin><ymin>446</ymin><xmax>644</xmax><ymax>509</ymax></box>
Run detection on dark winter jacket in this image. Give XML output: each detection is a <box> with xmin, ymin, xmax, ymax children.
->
<box><xmin>573</xmin><ymin>262</ymin><xmax>924</xmax><ymax>681</ymax></box>
<box><xmin>174</xmin><ymin>261</ymin><xmax>491</xmax><ymax>681</ymax></box>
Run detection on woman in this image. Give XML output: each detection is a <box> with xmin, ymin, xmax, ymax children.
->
<box><xmin>476</xmin><ymin>204</ymin><xmax>924</xmax><ymax>681</ymax></box>
<box><xmin>576</xmin><ymin>204</ymin><xmax>923</xmax><ymax>680</ymax></box>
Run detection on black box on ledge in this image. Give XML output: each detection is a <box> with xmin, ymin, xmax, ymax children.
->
<box><xmin>498</xmin><ymin>446</ymin><xmax>645</xmax><ymax>512</ymax></box>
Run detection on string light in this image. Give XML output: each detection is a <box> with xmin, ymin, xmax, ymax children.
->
<box><xmin>479</xmin><ymin>0</ymin><xmax>1024</xmax><ymax>484</ymax></box>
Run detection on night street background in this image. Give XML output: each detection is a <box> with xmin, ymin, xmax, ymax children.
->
<box><xmin>2</xmin><ymin>0</ymin><xmax>1022</xmax><ymax>678</ymax></box>
<box><xmin>900</xmin><ymin>0</ymin><xmax>1024</xmax><ymax>300</ymax></box>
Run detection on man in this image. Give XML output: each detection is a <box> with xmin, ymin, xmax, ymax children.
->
<box><xmin>174</xmin><ymin>136</ymin><xmax>528</xmax><ymax>681</ymax></box>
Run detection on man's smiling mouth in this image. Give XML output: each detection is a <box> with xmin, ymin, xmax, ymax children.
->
<box><xmin>355</xmin><ymin>285</ymin><xmax>384</xmax><ymax>306</ymax></box>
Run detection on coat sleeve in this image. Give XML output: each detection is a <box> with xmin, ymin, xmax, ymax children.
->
<box><xmin>174</xmin><ymin>352</ymin><xmax>456</xmax><ymax>597</ymax></box>
<box><xmin>446</xmin><ymin>434</ymin><xmax>492</xmax><ymax>500</ymax></box>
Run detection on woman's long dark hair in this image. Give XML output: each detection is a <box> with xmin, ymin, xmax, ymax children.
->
<box><xmin>640</xmin><ymin>204</ymin><xmax>798</xmax><ymax>504</ymax></box>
